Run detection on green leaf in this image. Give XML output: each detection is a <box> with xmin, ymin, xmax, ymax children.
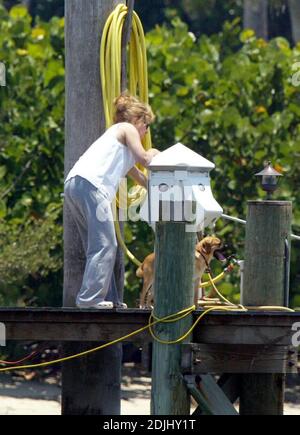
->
<box><xmin>288</xmin><ymin>103</ymin><xmax>300</xmax><ymax>118</ymax></box>
<box><xmin>0</xmin><ymin>166</ymin><xmax>7</xmax><ymax>180</ymax></box>
<box><xmin>0</xmin><ymin>200</ymin><xmax>7</xmax><ymax>219</ymax></box>
<box><xmin>176</xmin><ymin>86</ymin><xmax>189</xmax><ymax>97</ymax></box>
<box><xmin>44</xmin><ymin>60</ymin><xmax>64</xmax><ymax>86</ymax></box>
<box><xmin>27</xmin><ymin>43</ymin><xmax>45</xmax><ymax>59</ymax></box>
<box><xmin>199</xmin><ymin>109</ymin><xmax>215</xmax><ymax>124</ymax></box>
<box><xmin>240</xmin><ymin>29</ymin><xmax>255</xmax><ymax>43</ymax></box>
<box><xmin>9</xmin><ymin>5</ymin><xmax>29</xmax><ymax>20</ymax></box>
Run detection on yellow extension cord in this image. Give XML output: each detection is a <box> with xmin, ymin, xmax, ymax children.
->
<box><xmin>0</xmin><ymin>306</ymin><xmax>198</xmax><ymax>373</ymax></box>
<box><xmin>100</xmin><ymin>3</ymin><xmax>151</xmax><ymax>268</ymax></box>
<box><xmin>100</xmin><ymin>4</ymin><xmax>227</xmax><ymax>290</ymax></box>
<box><xmin>0</xmin><ymin>274</ymin><xmax>295</xmax><ymax>371</ymax></box>
<box><xmin>148</xmin><ymin>272</ymin><xmax>295</xmax><ymax>345</ymax></box>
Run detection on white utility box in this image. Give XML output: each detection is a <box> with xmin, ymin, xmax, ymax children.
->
<box><xmin>139</xmin><ymin>143</ymin><xmax>223</xmax><ymax>231</ymax></box>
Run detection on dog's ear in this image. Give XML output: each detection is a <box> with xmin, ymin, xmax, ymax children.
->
<box><xmin>201</xmin><ymin>240</ymin><xmax>212</xmax><ymax>255</ymax></box>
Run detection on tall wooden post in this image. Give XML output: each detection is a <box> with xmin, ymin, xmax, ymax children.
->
<box><xmin>289</xmin><ymin>0</ymin><xmax>300</xmax><ymax>44</ymax></box>
<box><xmin>63</xmin><ymin>0</ymin><xmax>124</xmax><ymax>415</ymax></box>
<box><xmin>151</xmin><ymin>222</ymin><xmax>196</xmax><ymax>415</ymax></box>
<box><xmin>239</xmin><ymin>201</ymin><xmax>292</xmax><ymax>415</ymax></box>
<box><xmin>243</xmin><ymin>0</ymin><xmax>268</xmax><ymax>40</ymax></box>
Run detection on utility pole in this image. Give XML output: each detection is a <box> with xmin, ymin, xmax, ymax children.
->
<box><xmin>244</xmin><ymin>0</ymin><xmax>268</xmax><ymax>40</ymax></box>
<box><xmin>288</xmin><ymin>0</ymin><xmax>300</xmax><ymax>44</ymax></box>
<box><xmin>63</xmin><ymin>0</ymin><xmax>124</xmax><ymax>415</ymax></box>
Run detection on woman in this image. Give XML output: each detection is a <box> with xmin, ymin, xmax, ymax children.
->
<box><xmin>64</xmin><ymin>94</ymin><xmax>160</xmax><ymax>309</ymax></box>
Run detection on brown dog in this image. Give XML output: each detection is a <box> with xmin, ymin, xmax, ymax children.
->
<box><xmin>137</xmin><ymin>236</ymin><xmax>224</xmax><ymax>308</ymax></box>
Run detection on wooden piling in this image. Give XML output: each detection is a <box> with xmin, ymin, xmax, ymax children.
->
<box><xmin>63</xmin><ymin>0</ymin><xmax>124</xmax><ymax>415</ymax></box>
<box><xmin>151</xmin><ymin>222</ymin><xmax>196</xmax><ymax>415</ymax></box>
<box><xmin>239</xmin><ymin>200</ymin><xmax>292</xmax><ymax>415</ymax></box>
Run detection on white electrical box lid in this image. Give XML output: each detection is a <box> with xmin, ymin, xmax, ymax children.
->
<box><xmin>148</xmin><ymin>143</ymin><xmax>215</xmax><ymax>172</ymax></box>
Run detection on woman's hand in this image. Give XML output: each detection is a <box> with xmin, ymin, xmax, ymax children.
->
<box><xmin>149</xmin><ymin>148</ymin><xmax>160</xmax><ymax>158</ymax></box>
<box><xmin>127</xmin><ymin>167</ymin><xmax>148</xmax><ymax>189</ymax></box>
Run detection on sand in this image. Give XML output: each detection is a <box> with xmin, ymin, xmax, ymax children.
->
<box><xmin>0</xmin><ymin>366</ymin><xmax>299</xmax><ymax>415</ymax></box>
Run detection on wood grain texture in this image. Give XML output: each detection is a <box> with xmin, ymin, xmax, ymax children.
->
<box><xmin>240</xmin><ymin>200</ymin><xmax>292</xmax><ymax>416</ymax></box>
<box><xmin>63</xmin><ymin>0</ymin><xmax>124</xmax><ymax>416</ymax></box>
<box><xmin>181</xmin><ymin>343</ymin><xmax>297</xmax><ymax>374</ymax></box>
<box><xmin>151</xmin><ymin>222</ymin><xmax>196</xmax><ymax>415</ymax></box>
<box><xmin>240</xmin><ymin>374</ymin><xmax>285</xmax><ymax>415</ymax></box>
<box><xmin>1</xmin><ymin>308</ymin><xmax>299</xmax><ymax>344</ymax></box>
<box><xmin>243</xmin><ymin>201</ymin><xmax>292</xmax><ymax>306</ymax></box>
<box><xmin>243</xmin><ymin>0</ymin><xmax>268</xmax><ymax>40</ymax></box>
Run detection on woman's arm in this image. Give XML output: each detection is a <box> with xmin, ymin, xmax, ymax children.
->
<box><xmin>127</xmin><ymin>166</ymin><xmax>148</xmax><ymax>189</ymax></box>
<box><xmin>124</xmin><ymin>124</ymin><xmax>160</xmax><ymax>167</ymax></box>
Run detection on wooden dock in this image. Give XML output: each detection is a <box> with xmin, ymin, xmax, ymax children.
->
<box><xmin>1</xmin><ymin>308</ymin><xmax>299</xmax><ymax>346</ymax></box>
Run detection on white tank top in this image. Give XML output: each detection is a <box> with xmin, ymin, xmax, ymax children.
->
<box><xmin>65</xmin><ymin>126</ymin><xmax>137</xmax><ymax>201</ymax></box>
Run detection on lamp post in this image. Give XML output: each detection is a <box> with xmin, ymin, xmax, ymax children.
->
<box><xmin>255</xmin><ymin>161</ymin><xmax>282</xmax><ymax>200</ymax></box>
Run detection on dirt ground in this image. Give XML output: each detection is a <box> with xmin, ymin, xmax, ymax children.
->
<box><xmin>0</xmin><ymin>365</ymin><xmax>299</xmax><ymax>415</ymax></box>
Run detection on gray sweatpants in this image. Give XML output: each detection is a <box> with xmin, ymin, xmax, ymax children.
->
<box><xmin>64</xmin><ymin>176</ymin><xmax>120</xmax><ymax>307</ymax></box>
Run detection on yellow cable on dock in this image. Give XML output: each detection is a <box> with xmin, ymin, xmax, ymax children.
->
<box><xmin>149</xmin><ymin>274</ymin><xmax>295</xmax><ymax>345</ymax></box>
<box><xmin>0</xmin><ymin>280</ymin><xmax>295</xmax><ymax>371</ymax></box>
<box><xmin>0</xmin><ymin>306</ymin><xmax>197</xmax><ymax>373</ymax></box>
<box><xmin>200</xmin><ymin>271</ymin><xmax>225</xmax><ymax>289</ymax></box>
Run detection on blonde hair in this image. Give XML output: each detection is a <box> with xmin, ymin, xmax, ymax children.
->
<box><xmin>113</xmin><ymin>93</ymin><xmax>155</xmax><ymax>125</ymax></box>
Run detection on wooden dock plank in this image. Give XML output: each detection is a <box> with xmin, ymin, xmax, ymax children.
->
<box><xmin>181</xmin><ymin>343</ymin><xmax>298</xmax><ymax>374</ymax></box>
<box><xmin>0</xmin><ymin>308</ymin><xmax>299</xmax><ymax>345</ymax></box>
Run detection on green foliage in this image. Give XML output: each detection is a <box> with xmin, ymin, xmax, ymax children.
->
<box><xmin>0</xmin><ymin>3</ymin><xmax>64</xmax><ymax>306</ymax></box>
<box><xmin>0</xmin><ymin>204</ymin><xmax>62</xmax><ymax>306</ymax></box>
<box><xmin>3</xmin><ymin>1</ymin><xmax>293</xmax><ymax>44</ymax></box>
<box><xmin>163</xmin><ymin>0</ymin><xmax>243</xmax><ymax>37</ymax></box>
<box><xmin>136</xmin><ymin>0</ymin><xmax>292</xmax><ymax>44</ymax></box>
<box><xmin>3</xmin><ymin>0</ymin><xmax>64</xmax><ymax>22</ymax></box>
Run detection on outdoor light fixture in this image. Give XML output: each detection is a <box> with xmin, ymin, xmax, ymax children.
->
<box><xmin>255</xmin><ymin>161</ymin><xmax>282</xmax><ymax>199</ymax></box>
<box><xmin>139</xmin><ymin>143</ymin><xmax>223</xmax><ymax>230</ymax></box>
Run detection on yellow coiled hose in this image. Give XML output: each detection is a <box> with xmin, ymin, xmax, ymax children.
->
<box><xmin>100</xmin><ymin>4</ymin><xmax>228</xmax><ymax>288</ymax></box>
<box><xmin>100</xmin><ymin>4</ymin><xmax>151</xmax><ymax>267</ymax></box>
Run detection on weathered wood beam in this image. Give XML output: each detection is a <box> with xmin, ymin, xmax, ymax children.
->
<box><xmin>0</xmin><ymin>309</ymin><xmax>299</xmax><ymax>345</ymax></box>
<box><xmin>150</xmin><ymin>222</ymin><xmax>196</xmax><ymax>415</ymax></box>
<box><xmin>239</xmin><ymin>200</ymin><xmax>293</xmax><ymax>415</ymax></box>
<box><xmin>243</xmin><ymin>0</ymin><xmax>268</xmax><ymax>40</ymax></box>
<box><xmin>121</xmin><ymin>0</ymin><xmax>134</xmax><ymax>92</ymax></box>
<box><xmin>64</xmin><ymin>0</ymin><xmax>125</xmax><ymax>415</ymax></box>
<box><xmin>218</xmin><ymin>374</ymin><xmax>241</xmax><ymax>404</ymax></box>
<box><xmin>184</xmin><ymin>375</ymin><xmax>239</xmax><ymax>415</ymax></box>
<box><xmin>181</xmin><ymin>343</ymin><xmax>298</xmax><ymax>374</ymax></box>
